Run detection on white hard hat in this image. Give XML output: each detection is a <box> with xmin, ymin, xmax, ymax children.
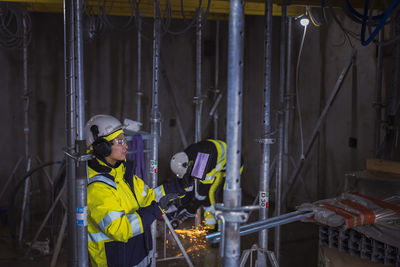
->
<box><xmin>170</xmin><ymin>152</ymin><xmax>189</xmax><ymax>178</ymax></box>
<box><xmin>85</xmin><ymin>114</ymin><xmax>124</xmax><ymax>147</ymax></box>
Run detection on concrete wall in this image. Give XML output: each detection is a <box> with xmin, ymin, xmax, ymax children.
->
<box><xmin>0</xmin><ymin>11</ymin><xmax>381</xmax><ymax>211</ymax></box>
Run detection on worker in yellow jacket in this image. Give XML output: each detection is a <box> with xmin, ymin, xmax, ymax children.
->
<box><xmin>169</xmin><ymin>139</ymin><xmax>243</xmax><ymax>230</ymax></box>
<box><xmin>85</xmin><ymin>114</ymin><xmax>191</xmax><ymax>267</ymax></box>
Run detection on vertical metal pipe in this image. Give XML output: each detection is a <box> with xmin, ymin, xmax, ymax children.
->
<box><xmin>392</xmin><ymin>36</ymin><xmax>400</xmax><ymax>119</ymax></box>
<box><xmin>19</xmin><ymin>16</ymin><xmax>31</xmax><ymax>243</ymax></box>
<box><xmin>194</xmin><ymin>10</ymin><xmax>203</xmax><ymax>227</ymax></box>
<box><xmin>137</xmin><ymin>17</ymin><xmax>143</xmax><ymax>123</ymax></box>
<box><xmin>75</xmin><ymin>0</ymin><xmax>88</xmax><ymax>265</ymax></box>
<box><xmin>258</xmin><ymin>0</ymin><xmax>273</xmax><ymax>265</ymax></box>
<box><xmin>274</xmin><ymin>6</ymin><xmax>287</xmax><ymax>263</ymax></box>
<box><xmin>213</xmin><ymin>20</ymin><xmax>220</xmax><ymax>139</ymax></box>
<box><xmin>374</xmin><ymin>30</ymin><xmax>384</xmax><ymax>157</ymax></box>
<box><xmin>63</xmin><ymin>0</ymin><xmax>77</xmax><ymax>264</ymax></box>
<box><xmin>150</xmin><ymin>1</ymin><xmax>161</xmax><ymax>265</ymax></box>
<box><xmin>388</xmin><ymin>24</ymin><xmax>400</xmax><ymax>159</ymax></box>
<box><xmin>195</xmin><ymin>11</ymin><xmax>202</xmax><ymax>143</ymax></box>
<box><xmin>283</xmin><ymin>17</ymin><xmax>292</xmax><ymax>215</ymax></box>
<box><xmin>223</xmin><ymin>0</ymin><xmax>244</xmax><ymax>266</ymax></box>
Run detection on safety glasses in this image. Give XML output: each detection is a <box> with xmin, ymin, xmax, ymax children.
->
<box><xmin>112</xmin><ymin>137</ymin><xmax>128</xmax><ymax>146</ymax></box>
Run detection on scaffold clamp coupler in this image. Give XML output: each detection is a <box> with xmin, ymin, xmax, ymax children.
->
<box><xmin>64</xmin><ymin>150</ymin><xmax>93</xmax><ymax>162</ymax></box>
<box><xmin>256</xmin><ymin>138</ymin><xmax>275</xmax><ymax>144</ymax></box>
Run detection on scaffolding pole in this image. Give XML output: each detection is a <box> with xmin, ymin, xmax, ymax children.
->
<box><xmin>213</xmin><ymin>20</ymin><xmax>220</xmax><ymax>139</ymax></box>
<box><xmin>274</xmin><ymin>5</ymin><xmax>287</xmax><ymax>263</ymax></box>
<box><xmin>137</xmin><ymin>16</ymin><xmax>143</xmax><ymax>123</ymax></box>
<box><xmin>194</xmin><ymin>10</ymin><xmax>203</xmax><ymax>227</ymax></box>
<box><xmin>283</xmin><ymin>17</ymin><xmax>293</xmax><ymax>215</ymax></box>
<box><xmin>150</xmin><ymin>1</ymin><xmax>161</xmax><ymax>265</ymax></box>
<box><xmin>258</xmin><ymin>0</ymin><xmax>273</xmax><ymax>265</ymax></box>
<box><xmin>74</xmin><ymin>0</ymin><xmax>88</xmax><ymax>264</ymax></box>
<box><xmin>223</xmin><ymin>0</ymin><xmax>244</xmax><ymax>266</ymax></box>
<box><xmin>374</xmin><ymin>30</ymin><xmax>384</xmax><ymax>157</ymax></box>
<box><xmin>19</xmin><ymin>15</ymin><xmax>31</xmax><ymax>244</ymax></box>
<box><xmin>63</xmin><ymin>0</ymin><xmax>77</xmax><ymax>264</ymax></box>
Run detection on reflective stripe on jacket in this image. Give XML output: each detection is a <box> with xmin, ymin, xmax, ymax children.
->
<box><xmin>202</xmin><ymin>139</ymin><xmax>227</xmax><ymax>184</ymax></box>
<box><xmin>87</xmin><ymin>158</ymin><xmax>167</xmax><ymax>267</ymax></box>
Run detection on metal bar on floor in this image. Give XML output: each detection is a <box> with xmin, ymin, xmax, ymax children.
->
<box><xmin>24</xmin><ymin>183</ymin><xmax>66</xmax><ymax>257</ymax></box>
<box><xmin>50</xmin><ymin>212</ymin><xmax>68</xmax><ymax>267</ymax></box>
<box><xmin>161</xmin><ymin>214</ymin><xmax>194</xmax><ymax>267</ymax></box>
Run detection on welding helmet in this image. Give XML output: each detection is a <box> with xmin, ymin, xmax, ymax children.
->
<box><xmin>170</xmin><ymin>152</ymin><xmax>189</xmax><ymax>178</ymax></box>
<box><xmin>85</xmin><ymin>114</ymin><xmax>125</xmax><ymax>157</ymax></box>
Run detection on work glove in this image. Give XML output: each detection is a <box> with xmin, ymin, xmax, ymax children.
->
<box><xmin>177</xmin><ymin>172</ymin><xmax>194</xmax><ymax>191</ymax></box>
<box><xmin>159</xmin><ymin>192</ymin><xmax>181</xmax><ymax>211</ymax></box>
<box><xmin>136</xmin><ymin>201</ymin><xmax>163</xmax><ymax>230</ymax></box>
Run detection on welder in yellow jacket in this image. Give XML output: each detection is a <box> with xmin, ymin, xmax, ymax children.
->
<box><xmin>85</xmin><ymin>115</ymin><xmax>191</xmax><ymax>267</ymax></box>
<box><xmin>169</xmin><ymin>139</ymin><xmax>243</xmax><ymax>230</ymax></box>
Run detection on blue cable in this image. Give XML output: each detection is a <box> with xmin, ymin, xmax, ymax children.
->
<box><xmin>345</xmin><ymin>0</ymin><xmax>384</xmax><ymax>20</ymax></box>
<box><xmin>361</xmin><ymin>0</ymin><xmax>400</xmax><ymax>46</ymax></box>
<box><xmin>309</xmin><ymin>10</ymin><xmax>323</xmax><ymax>25</ymax></box>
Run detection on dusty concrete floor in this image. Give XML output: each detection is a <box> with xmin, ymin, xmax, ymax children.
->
<box><xmin>155</xmin><ymin>218</ymin><xmax>319</xmax><ymax>267</ymax></box>
<box><xmin>0</xmin><ymin>212</ymin><xmax>319</xmax><ymax>267</ymax></box>
<box><xmin>0</xmin><ymin>193</ymin><xmax>320</xmax><ymax>267</ymax></box>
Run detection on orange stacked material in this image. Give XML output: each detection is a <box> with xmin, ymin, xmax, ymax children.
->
<box><xmin>298</xmin><ymin>192</ymin><xmax>400</xmax><ymax>230</ymax></box>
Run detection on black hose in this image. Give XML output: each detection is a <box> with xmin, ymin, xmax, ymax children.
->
<box><xmin>8</xmin><ymin>160</ymin><xmax>62</xmax><ymax>247</ymax></box>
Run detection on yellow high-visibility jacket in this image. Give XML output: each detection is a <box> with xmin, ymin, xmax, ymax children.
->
<box><xmin>87</xmin><ymin>158</ymin><xmax>173</xmax><ymax>267</ymax></box>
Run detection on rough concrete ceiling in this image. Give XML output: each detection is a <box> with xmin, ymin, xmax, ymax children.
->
<box><xmin>0</xmin><ymin>0</ymin><xmax>385</xmax><ymax>18</ymax></box>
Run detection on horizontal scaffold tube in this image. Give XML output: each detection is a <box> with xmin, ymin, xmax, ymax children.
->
<box><xmin>206</xmin><ymin>211</ymin><xmax>314</xmax><ymax>243</ymax></box>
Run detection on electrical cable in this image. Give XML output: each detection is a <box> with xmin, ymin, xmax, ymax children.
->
<box><xmin>99</xmin><ymin>0</ymin><xmax>137</xmax><ymax>31</ymax></box>
<box><xmin>163</xmin><ymin>0</ymin><xmax>210</xmax><ymax>36</ymax></box>
<box><xmin>327</xmin><ymin>0</ymin><xmax>355</xmax><ymax>48</ymax></box>
<box><xmin>0</xmin><ymin>3</ymin><xmax>31</xmax><ymax>49</ymax></box>
<box><xmin>308</xmin><ymin>7</ymin><xmax>322</xmax><ymax>27</ymax></box>
<box><xmin>344</xmin><ymin>0</ymin><xmax>384</xmax><ymax>21</ymax></box>
<box><xmin>8</xmin><ymin>160</ymin><xmax>62</xmax><ymax>247</ymax></box>
<box><xmin>295</xmin><ymin>22</ymin><xmax>308</xmax><ymax>160</ymax></box>
<box><xmin>361</xmin><ymin>0</ymin><xmax>400</xmax><ymax>46</ymax></box>
<box><xmin>321</xmin><ymin>0</ymin><xmax>328</xmax><ymax>24</ymax></box>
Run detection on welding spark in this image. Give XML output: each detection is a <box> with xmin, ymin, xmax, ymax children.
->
<box><xmin>168</xmin><ymin>224</ymin><xmax>209</xmax><ymax>258</ymax></box>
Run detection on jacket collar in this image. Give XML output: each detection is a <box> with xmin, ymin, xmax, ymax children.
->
<box><xmin>88</xmin><ymin>156</ymin><xmax>124</xmax><ymax>174</ymax></box>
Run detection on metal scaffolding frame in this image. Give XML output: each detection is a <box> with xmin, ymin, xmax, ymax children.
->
<box><xmin>220</xmin><ymin>0</ymin><xmax>245</xmax><ymax>265</ymax></box>
<box><xmin>136</xmin><ymin>15</ymin><xmax>143</xmax><ymax>123</ymax></box>
<box><xmin>194</xmin><ymin>10</ymin><xmax>203</xmax><ymax>227</ymax></box>
<box><xmin>64</xmin><ymin>0</ymin><xmax>88</xmax><ymax>265</ymax></box>
<box><xmin>18</xmin><ymin>14</ymin><xmax>32</xmax><ymax>245</ymax></box>
<box><xmin>274</xmin><ymin>5</ymin><xmax>288</xmax><ymax>262</ymax></box>
<box><xmin>63</xmin><ymin>0</ymin><xmax>77</xmax><ymax>264</ymax></box>
<box><xmin>257</xmin><ymin>0</ymin><xmax>273</xmax><ymax>265</ymax></box>
<box><xmin>213</xmin><ymin>20</ymin><xmax>221</xmax><ymax>139</ymax></box>
<box><xmin>150</xmin><ymin>0</ymin><xmax>161</xmax><ymax>265</ymax></box>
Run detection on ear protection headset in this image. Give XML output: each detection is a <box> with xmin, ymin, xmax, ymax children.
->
<box><xmin>90</xmin><ymin>125</ymin><xmax>112</xmax><ymax>158</ymax></box>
